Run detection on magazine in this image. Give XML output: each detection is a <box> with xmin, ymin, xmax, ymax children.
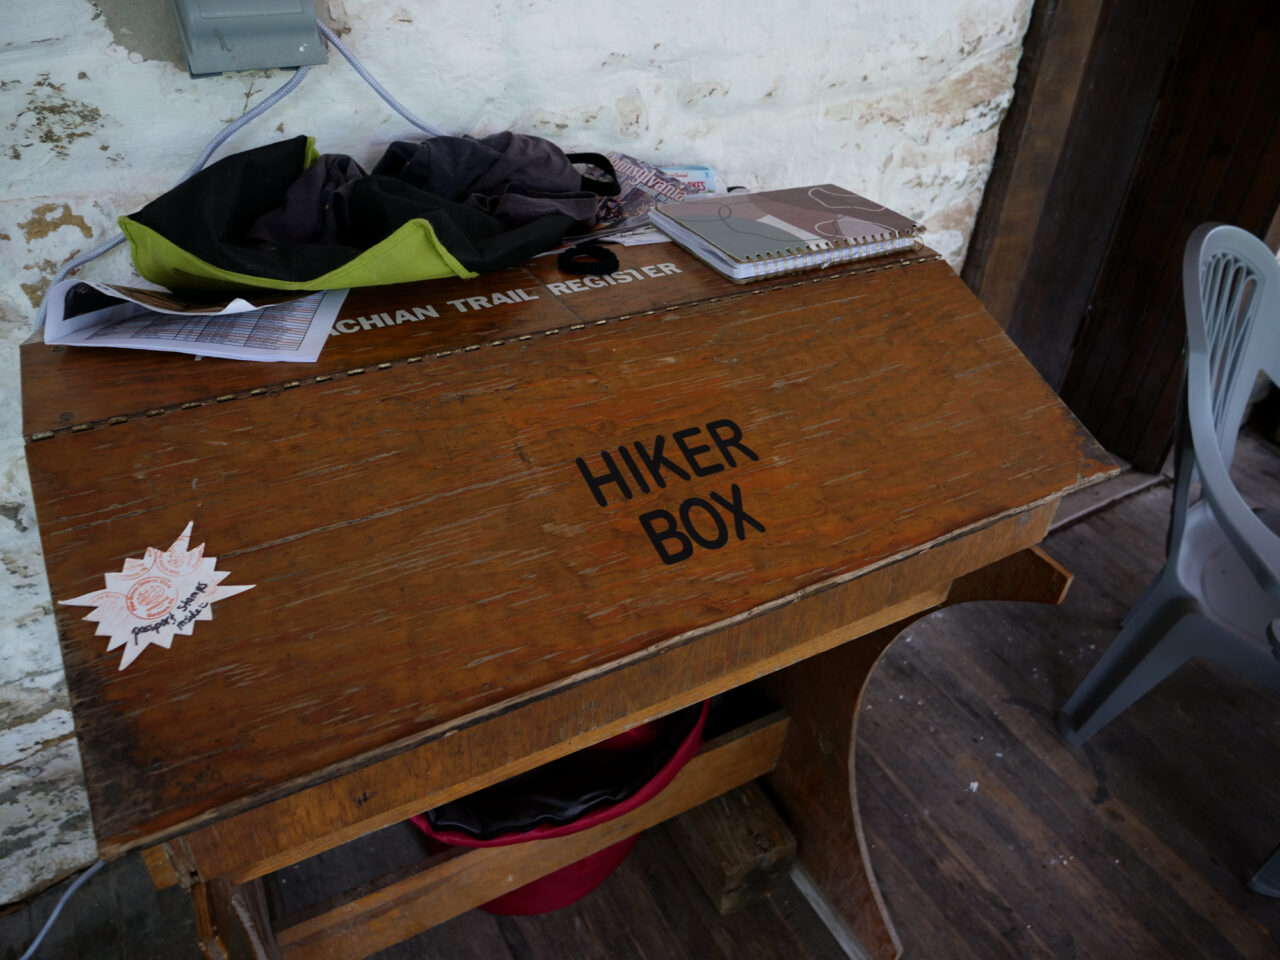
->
<box><xmin>42</xmin><ymin>280</ymin><xmax>347</xmax><ymax>362</ymax></box>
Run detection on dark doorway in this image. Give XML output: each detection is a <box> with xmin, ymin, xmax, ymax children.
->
<box><xmin>965</xmin><ymin>0</ymin><xmax>1280</xmax><ymax>471</ymax></box>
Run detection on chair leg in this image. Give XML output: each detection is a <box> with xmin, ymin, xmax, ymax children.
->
<box><xmin>1249</xmin><ymin>845</ymin><xmax>1280</xmax><ymax>897</ymax></box>
<box><xmin>1119</xmin><ymin>565</ymin><xmax>1174</xmax><ymax>629</ymax></box>
<box><xmin>1059</xmin><ymin>598</ymin><xmax>1192</xmax><ymax>746</ymax></box>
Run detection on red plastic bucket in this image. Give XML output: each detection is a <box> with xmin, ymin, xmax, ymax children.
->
<box><xmin>411</xmin><ymin>700</ymin><xmax>709</xmax><ymax>914</ymax></box>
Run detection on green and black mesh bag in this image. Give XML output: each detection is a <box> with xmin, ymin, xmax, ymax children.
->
<box><xmin>120</xmin><ymin>134</ymin><xmax>618</xmax><ymax>293</ymax></box>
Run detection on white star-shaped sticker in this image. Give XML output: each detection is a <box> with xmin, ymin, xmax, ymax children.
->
<box><xmin>61</xmin><ymin>522</ymin><xmax>254</xmax><ymax>671</ymax></box>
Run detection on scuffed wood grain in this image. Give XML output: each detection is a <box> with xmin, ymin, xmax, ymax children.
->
<box><xmin>20</xmin><ymin>245</ymin><xmax>932</xmax><ymax>438</ymax></box>
<box><xmin>22</xmin><ymin>246</ymin><xmax>1114</xmax><ymax>863</ymax></box>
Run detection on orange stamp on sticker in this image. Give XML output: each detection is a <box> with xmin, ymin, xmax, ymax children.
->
<box><xmin>61</xmin><ymin>522</ymin><xmax>254</xmax><ymax>671</ymax></box>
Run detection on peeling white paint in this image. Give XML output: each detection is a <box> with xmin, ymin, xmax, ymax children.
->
<box><xmin>0</xmin><ymin>709</ymin><xmax>74</xmax><ymax>768</ymax></box>
<box><xmin>0</xmin><ymin>0</ymin><xmax>1033</xmax><ymax>903</ymax></box>
<box><xmin>0</xmin><ymin>739</ymin><xmax>96</xmax><ymax>906</ymax></box>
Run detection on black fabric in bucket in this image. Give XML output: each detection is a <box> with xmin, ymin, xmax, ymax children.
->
<box><xmin>423</xmin><ymin>702</ymin><xmax>704</xmax><ymax>841</ymax></box>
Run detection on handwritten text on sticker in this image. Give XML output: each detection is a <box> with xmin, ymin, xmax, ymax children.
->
<box><xmin>61</xmin><ymin>522</ymin><xmax>254</xmax><ymax>671</ymax></box>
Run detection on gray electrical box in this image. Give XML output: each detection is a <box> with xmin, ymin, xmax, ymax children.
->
<box><xmin>172</xmin><ymin>0</ymin><xmax>328</xmax><ymax>77</ymax></box>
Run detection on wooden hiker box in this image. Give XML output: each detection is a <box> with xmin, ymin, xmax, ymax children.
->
<box><xmin>20</xmin><ymin>242</ymin><xmax>1112</xmax><ymax>959</ymax></box>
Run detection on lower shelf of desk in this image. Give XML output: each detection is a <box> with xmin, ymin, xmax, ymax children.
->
<box><xmin>238</xmin><ymin>705</ymin><xmax>789</xmax><ymax>960</ymax></box>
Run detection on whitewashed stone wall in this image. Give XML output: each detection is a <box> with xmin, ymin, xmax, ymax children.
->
<box><xmin>0</xmin><ymin>0</ymin><xmax>1031</xmax><ymax>903</ymax></box>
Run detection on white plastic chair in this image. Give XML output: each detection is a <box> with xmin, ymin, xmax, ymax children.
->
<box><xmin>1059</xmin><ymin>226</ymin><xmax>1280</xmax><ymax>893</ymax></box>
<box><xmin>1253</xmin><ymin>845</ymin><xmax>1280</xmax><ymax>896</ymax></box>
<box><xmin>1061</xmin><ymin>223</ymin><xmax>1280</xmax><ymax>744</ymax></box>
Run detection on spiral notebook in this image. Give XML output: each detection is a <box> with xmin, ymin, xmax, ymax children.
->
<box><xmin>650</xmin><ymin>184</ymin><xmax>923</xmax><ymax>282</ymax></box>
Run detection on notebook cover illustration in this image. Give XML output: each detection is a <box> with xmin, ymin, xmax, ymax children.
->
<box><xmin>654</xmin><ymin>185</ymin><xmax>920</xmax><ymax>263</ymax></box>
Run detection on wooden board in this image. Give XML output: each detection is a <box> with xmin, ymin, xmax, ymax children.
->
<box><xmin>156</xmin><ymin>506</ymin><xmax>1049</xmax><ymax>890</ymax></box>
<box><xmin>21</xmin><ymin>245</ymin><xmax>929</xmax><ymax>438</ymax></box>
<box><xmin>961</xmin><ymin>0</ymin><xmax>1105</xmax><ymax>333</ymax></box>
<box><xmin>662</xmin><ymin>780</ymin><xmax>797</xmax><ymax>915</ymax></box>
<box><xmin>996</xmin><ymin>0</ymin><xmax>1194</xmax><ymax>392</ymax></box>
<box><xmin>21</xmin><ymin>243</ymin><xmax>1113</xmax><ymax>862</ymax></box>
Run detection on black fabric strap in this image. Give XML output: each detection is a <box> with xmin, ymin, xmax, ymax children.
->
<box><xmin>568</xmin><ymin>152</ymin><xmax>621</xmax><ymax>197</ymax></box>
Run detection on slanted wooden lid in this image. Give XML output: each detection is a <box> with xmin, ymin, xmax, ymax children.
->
<box><xmin>21</xmin><ymin>244</ymin><xmax>1113</xmax><ymax>852</ymax></box>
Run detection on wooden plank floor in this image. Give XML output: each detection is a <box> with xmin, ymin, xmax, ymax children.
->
<box><xmin>3</xmin><ymin>429</ymin><xmax>1278</xmax><ymax>959</ymax></box>
<box><xmin>856</xmin><ymin>427</ymin><xmax>1280</xmax><ymax>960</ymax></box>
<box><xmin>0</xmin><ymin>825</ymin><xmax>843</xmax><ymax>960</ymax></box>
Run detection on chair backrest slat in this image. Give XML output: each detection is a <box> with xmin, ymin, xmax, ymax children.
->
<box><xmin>1185</xmin><ymin>225</ymin><xmax>1279</xmax><ymax>471</ymax></box>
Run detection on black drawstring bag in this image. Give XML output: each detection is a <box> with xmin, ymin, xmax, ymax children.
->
<box><xmin>119</xmin><ymin>133</ymin><xmax>619</xmax><ymax>293</ymax></box>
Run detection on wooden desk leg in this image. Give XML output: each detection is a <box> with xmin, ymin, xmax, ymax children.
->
<box><xmin>192</xmin><ymin>878</ymin><xmax>235</xmax><ymax>960</ymax></box>
<box><xmin>192</xmin><ymin>875</ymin><xmax>281</xmax><ymax>960</ymax></box>
<box><xmin>763</xmin><ymin>621</ymin><xmax>910</xmax><ymax>960</ymax></box>
<box><xmin>763</xmin><ymin>546</ymin><xmax>1072</xmax><ymax>960</ymax></box>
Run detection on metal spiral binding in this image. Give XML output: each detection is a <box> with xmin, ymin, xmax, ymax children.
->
<box><xmin>748</xmin><ymin>232</ymin><xmax>918</xmax><ymax>281</ymax></box>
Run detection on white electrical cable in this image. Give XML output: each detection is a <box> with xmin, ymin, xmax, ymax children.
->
<box><xmin>17</xmin><ymin>860</ymin><xmax>105</xmax><ymax>960</ymax></box>
<box><xmin>33</xmin><ymin>20</ymin><xmax>449</xmax><ymax>333</ymax></box>
<box><xmin>315</xmin><ymin>20</ymin><xmax>446</xmax><ymax>138</ymax></box>
<box><xmin>183</xmin><ymin>63</ymin><xmax>314</xmax><ymax>181</ymax></box>
<box><xmin>32</xmin><ymin>64</ymin><xmax>313</xmax><ymax>332</ymax></box>
<box><xmin>19</xmin><ymin>24</ymin><xmax>452</xmax><ymax>954</ymax></box>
